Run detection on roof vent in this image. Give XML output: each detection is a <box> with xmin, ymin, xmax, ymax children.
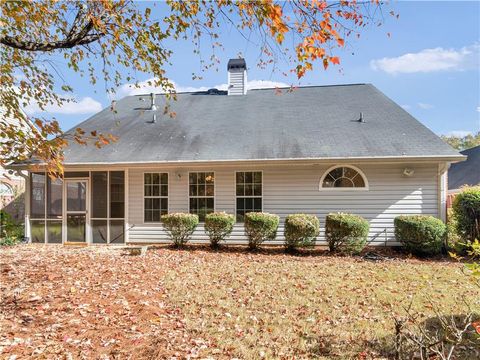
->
<box><xmin>207</xmin><ymin>88</ymin><xmax>220</xmax><ymax>95</ymax></box>
<box><xmin>357</xmin><ymin>112</ymin><xmax>365</xmax><ymax>123</ymax></box>
<box><xmin>227</xmin><ymin>58</ymin><xmax>247</xmax><ymax>96</ymax></box>
<box><xmin>148</xmin><ymin>92</ymin><xmax>157</xmax><ymax>111</ymax></box>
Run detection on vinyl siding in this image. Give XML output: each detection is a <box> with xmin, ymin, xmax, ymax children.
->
<box><xmin>127</xmin><ymin>163</ymin><xmax>439</xmax><ymax>245</ymax></box>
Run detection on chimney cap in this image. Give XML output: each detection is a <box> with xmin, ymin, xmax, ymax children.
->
<box><xmin>227</xmin><ymin>58</ymin><xmax>246</xmax><ymax>70</ymax></box>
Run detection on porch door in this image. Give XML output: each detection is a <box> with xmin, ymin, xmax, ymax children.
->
<box><xmin>65</xmin><ymin>179</ymin><xmax>88</xmax><ymax>243</ymax></box>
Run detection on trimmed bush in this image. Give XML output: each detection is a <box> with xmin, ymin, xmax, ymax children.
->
<box><xmin>284</xmin><ymin>214</ymin><xmax>320</xmax><ymax>251</ymax></box>
<box><xmin>325</xmin><ymin>213</ymin><xmax>369</xmax><ymax>255</ymax></box>
<box><xmin>452</xmin><ymin>186</ymin><xmax>480</xmax><ymax>244</ymax></box>
<box><xmin>205</xmin><ymin>212</ymin><xmax>235</xmax><ymax>247</ymax></box>
<box><xmin>394</xmin><ymin>215</ymin><xmax>446</xmax><ymax>256</ymax></box>
<box><xmin>161</xmin><ymin>213</ymin><xmax>199</xmax><ymax>247</ymax></box>
<box><xmin>244</xmin><ymin>212</ymin><xmax>279</xmax><ymax>250</ymax></box>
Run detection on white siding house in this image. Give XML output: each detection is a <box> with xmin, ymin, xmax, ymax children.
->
<box><xmin>126</xmin><ymin>161</ymin><xmax>443</xmax><ymax>245</ymax></box>
<box><xmin>12</xmin><ymin>59</ymin><xmax>463</xmax><ymax>246</ymax></box>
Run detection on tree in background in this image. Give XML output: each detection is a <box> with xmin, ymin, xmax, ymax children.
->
<box><xmin>441</xmin><ymin>131</ymin><xmax>480</xmax><ymax>151</ymax></box>
<box><xmin>1</xmin><ymin>0</ymin><xmax>389</xmax><ymax>174</ymax></box>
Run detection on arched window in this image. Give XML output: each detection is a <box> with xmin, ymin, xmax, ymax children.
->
<box><xmin>0</xmin><ymin>182</ymin><xmax>14</xmax><ymax>196</ymax></box>
<box><xmin>320</xmin><ymin>166</ymin><xmax>368</xmax><ymax>189</ymax></box>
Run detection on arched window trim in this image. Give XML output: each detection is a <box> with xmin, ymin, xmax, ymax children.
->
<box><xmin>0</xmin><ymin>182</ymin><xmax>15</xmax><ymax>196</ymax></box>
<box><xmin>319</xmin><ymin>165</ymin><xmax>369</xmax><ymax>191</ymax></box>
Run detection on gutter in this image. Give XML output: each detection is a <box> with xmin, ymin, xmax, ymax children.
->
<box><xmin>6</xmin><ymin>154</ymin><xmax>467</xmax><ymax>170</ymax></box>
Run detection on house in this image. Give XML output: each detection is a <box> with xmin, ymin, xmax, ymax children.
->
<box><xmin>10</xmin><ymin>59</ymin><xmax>464</xmax><ymax>245</ymax></box>
<box><xmin>447</xmin><ymin>145</ymin><xmax>480</xmax><ymax>207</ymax></box>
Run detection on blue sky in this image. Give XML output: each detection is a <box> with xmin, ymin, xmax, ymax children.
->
<box><xmin>26</xmin><ymin>1</ymin><xmax>480</xmax><ymax>137</ymax></box>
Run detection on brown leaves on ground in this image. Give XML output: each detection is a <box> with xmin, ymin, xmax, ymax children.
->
<box><xmin>0</xmin><ymin>246</ymin><xmax>207</xmax><ymax>359</ymax></box>
<box><xmin>1</xmin><ymin>245</ymin><xmax>478</xmax><ymax>359</ymax></box>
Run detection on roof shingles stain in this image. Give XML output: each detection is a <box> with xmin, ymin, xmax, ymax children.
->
<box><xmin>62</xmin><ymin>84</ymin><xmax>460</xmax><ymax>163</ymax></box>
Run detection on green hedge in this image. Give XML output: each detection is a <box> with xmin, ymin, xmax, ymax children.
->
<box><xmin>244</xmin><ymin>212</ymin><xmax>279</xmax><ymax>250</ymax></box>
<box><xmin>0</xmin><ymin>211</ymin><xmax>23</xmax><ymax>246</ymax></box>
<box><xmin>325</xmin><ymin>213</ymin><xmax>369</xmax><ymax>255</ymax></box>
<box><xmin>161</xmin><ymin>213</ymin><xmax>199</xmax><ymax>247</ymax></box>
<box><xmin>452</xmin><ymin>186</ymin><xmax>480</xmax><ymax>244</ymax></box>
<box><xmin>394</xmin><ymin>215</ymin><xmax>446</xmax><ymax>256</ymax></box>
<box><xmin>205</xmin><ymin>212</ymin><xmax>235</xmax><ymax>247</ymax></box>
<box><xmin>284</xmin><ymin>214</ymin><xmax>320</xmax><ymax>251</ymax></box>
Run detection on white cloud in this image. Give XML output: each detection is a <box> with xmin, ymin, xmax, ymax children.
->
<box><xmin>401</xmin><ymin>104</ymin><xmax>411</xmax><ymax>110</ymax></box>
<box><xmin>370</xmin><ymin>44</ymin><xmax>479</xmax><ymax>74</ymax></box>
<box><xmin>445</xmin><ymin>130</ymin><xmax>472</xmax><ymax>138</ymax></box>
<box><xmin>417</xmin><ymin>102</ymin><xmax>434</xmax><ymax>110</ymax></box>
<box><xmin>476</xmin><ymin>106</ymin><xmax>480</xmax><ymax>112</ymax></box>
<box><xmin>25</xmin><ymin>96</ymin><xmax>103</xmax><ymax>115</ymax></box>
<box><xmin>117</xmin><ymin>78</ymin><xmax>289</xmax><ymax>97</ymax></box>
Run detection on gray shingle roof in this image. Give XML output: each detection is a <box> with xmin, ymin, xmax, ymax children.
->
<box><xmin>62</xmin><ymin>83</ymin><xmax>461</xmax><ymax>164</ymax></box>
<box><xmin>448</xmin><ymin>145</ymin><xmax>480</xmax><ymax>190</ymax></box>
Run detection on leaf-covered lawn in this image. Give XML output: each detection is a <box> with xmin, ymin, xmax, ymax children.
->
<box><xmin>0</xmin><ymin>245</ymin><xmax>478</xmax><ymax>359</ymax></box>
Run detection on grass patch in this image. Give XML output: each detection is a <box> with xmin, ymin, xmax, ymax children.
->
<box><xmin>0</xmin><ymin>245</ymin><xmax>477</xmax><ymax>359</ymax></box>
<box><xmin>161</xmin><ymin>248</ymin><xmax>479</xmax><ymax>358</ymax></box>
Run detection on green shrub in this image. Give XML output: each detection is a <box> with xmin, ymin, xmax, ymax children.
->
<box><xmin>446</xmin><ymin>208</ymin><xmax>467</xmax><ymax>254</ymax></box>
<box><xmin>325</xmin><ymin>213</ymin><xmax>369</xmax><ymax>255</ymax></box>
<box><xmin>394</xmin><ymin>215</ymin><xmax>446</xmax><ymax>256</ymax></box>
<box><xmin>284</xmin><ymin>214</ymin><xmax>320</xmax><ymax>251</ymax></box>
<box><xmin>205</xmin><ymin>212</ymin><xmax>235</xmax><ymax>247</ymax></box>
<box><xmin>452</xmin><ymin>186</ymin><xmax>480</xmax><ymax>244</ymax></box>
<box><xmin>0</xmin><ymin>236</ymin><xmax>20</xmax><ymax>246</ymax></box>
<box><xmin>0</xmin><ymin>210</ymin><xmax>23</xmax><ymax>245</ymax></box>
<box><xmin>244</xmin><ymin>212</ymin><xmax>279</xmax><ymax>250</ymax></box>
<box><xmin>161</xmin><ymin>213</ymin><xmax>199</xmax><ymax>247</ymax></box>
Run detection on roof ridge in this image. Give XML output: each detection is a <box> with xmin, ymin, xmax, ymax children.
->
<box><xmin>128</xmin><ymin>83</ymin><xmax>369</xmax><ymax>97</ymax></box>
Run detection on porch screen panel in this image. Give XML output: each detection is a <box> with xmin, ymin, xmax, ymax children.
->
<box><xmin>90</xmin><ymin>170</ymin><xmax>125</xmax><ymax>244</ymax></box>
<box><xmin>92</xmin><ymin>220</ymin><xmax>108</xmax><ymax>244</ymax></box>
<box><xmin>110</xmin><ymin>220</ymin><xmax>124</xmax><ymax>244</ymax></box>
<box><xmin>30</xmin><ymin>220</ymin><xmax>45</xmax><ymax>243</ymax></box>
<box><xmin>110</xmin><ymin>171</ymin><xmax>125</xmax><ymax>218</ymax></box>
<box><xmin>92</xmin><ymin>172</ymin><xmax>108</xmax><ymax>218</ymax></box>
<box><xmin>47</xmin><ymin>177</ymin><xmax>63</xmax><ymax>219</ymax></box>
<box><xmin>31</xmin><ymin>172</ymin><xmax>46</xmax><ymax>218</ymax></box>
<box><xmin>47</xmin><ymin>221</ymin><xmax>62</xmax><ymax>243</ymax></box>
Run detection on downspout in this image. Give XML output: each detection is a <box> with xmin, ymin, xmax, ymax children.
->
<box><xmin>437</xmin><ymin>162</ymin><xmax>450</xmax><ymax>223</ymax></box>
<box><xmin>13</xmin><ymin>169</ymin><xmax>30</xmax><ymax>243</ymax></box>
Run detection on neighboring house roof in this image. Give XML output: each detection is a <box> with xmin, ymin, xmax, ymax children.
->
<box><xmin>59</xmin><ymin>83</ymin><xmax>461</xmax><ymax>164</ymax></box>
<box><xmin>1</xmin><ymin>106</ymin><xmax>34</xmax><ymax>178</ymax></box>
<box><xmin>448</xmin><ymin>145</ymin><xmax>480</xmax><ymax>190</ymax></box>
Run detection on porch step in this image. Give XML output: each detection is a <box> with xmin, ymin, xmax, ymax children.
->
<box><xmin>64</xmin><ymin>242</ymin><xmax>88</xmax><ymax>247</ymax></box>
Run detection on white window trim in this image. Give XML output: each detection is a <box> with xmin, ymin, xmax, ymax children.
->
<box><xmin>319</xmin><ymin>165</ymin><xmax>369</xmax><ymax>191</ymax></box>
<box><xmin>234</xmin><ymin>170</ymin><xmax>264</xmax><ymax>222</ymax></box>
<box><xmin>142</xmin><ymin>171</ymin><xmax>170</xmax><ymax>224</ymax></box>
<box><xmin>0</xmin><ymin>182</ymin><xmax>14</xmax><ymax>196</ymax></box>
<box><xmin>188</xmin><ymin>171</ymin><xmax>216</xmax><ymax>221</ymax></box>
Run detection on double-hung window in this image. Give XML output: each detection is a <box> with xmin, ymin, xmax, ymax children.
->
<box><xmin>235</xmin><ymin>171</ymin><xmax>262</xmax><ymax>222</ymax></box>
<box><xmin>144</xmin><ymin>173</ymin><xmax>168</xmax><ymax>222</ymax></box>
<box><xmin>189</xmin><ymin>172</ymin><xmax>214</xmax><ymax>221</ymax></box>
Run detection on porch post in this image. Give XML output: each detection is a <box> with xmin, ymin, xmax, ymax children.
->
<box><xmin>24</xmin><ymin>171</ymin><xmax>31</xmax><ymax>242</ymax></box>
